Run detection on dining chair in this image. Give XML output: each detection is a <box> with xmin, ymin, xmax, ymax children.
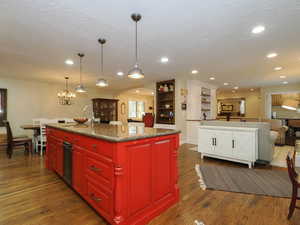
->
<box><xmin>286</xmin><ymin>151</ymin><xmax>300</xmax><ymax>219</ymax></box>
<box><xmin>36</xmin><ymin>119</ymin><xmax>52</xmax><ymax>156</ymax></box>
<box><xmin>4</xmin><ymin>121</ymin><xmax>32</xmax><ymax>158</ymax></box>
<box><xmin>32</xmin><ymin>118</ymin><xmax>44</xmax><ymax>153</ymax></box>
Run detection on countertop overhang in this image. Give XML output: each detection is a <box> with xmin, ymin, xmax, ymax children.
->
<box><xmin>46</xmin><ymin>123</ymin><xmax>180</xmax><ymax>143</ymax></box>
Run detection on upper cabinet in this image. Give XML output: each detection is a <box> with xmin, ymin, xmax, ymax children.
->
<box><xmin>186</xmin><ymin>80</ymin><xmax>216</xmax><ymax>120</ymax></box>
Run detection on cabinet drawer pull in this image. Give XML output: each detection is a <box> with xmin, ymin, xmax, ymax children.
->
<box><xmin>90</xmin><ymin>194</ymin><xmax>102</xmax><ymax>202</ymax></box>
<box><xmin>89</xmin><ymin>165</ymin><xmax>101</xmax><ymax>172</ymax></box>
<box><xmin>232</xmin><ymin>140</ymin><xmax>235</xmax><ymax>148</ymax></box>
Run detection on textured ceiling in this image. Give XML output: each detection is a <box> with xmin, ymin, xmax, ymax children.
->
<box><xmin>1</xmin><ymin>0</ymin><xmax>300</xmax><ymax>91</ymax></box>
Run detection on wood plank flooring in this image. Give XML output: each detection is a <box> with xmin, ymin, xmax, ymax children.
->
<box><xmin>0</xmin><ymin>144</ymin><xmax>299</xmax><ymax>225</ymax></box>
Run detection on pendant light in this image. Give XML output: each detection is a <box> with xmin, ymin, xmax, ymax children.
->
<box><xmin>128</xmin><ymin>13</ymin><xmax>144</xmax><ymax>79</ymax></box>
<box><xmin>96</xmin><ymin>38</ymin><xmax>108</xmax><ymax>87</ymax></box>
<box><xmin>75</xmin><ymin>53</ymin><xmax>87</xmax><ymax>93</ymax></box>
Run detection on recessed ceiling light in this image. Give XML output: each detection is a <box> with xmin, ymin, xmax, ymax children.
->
<box><xmin>191</xmin><ymin>70</ymin><xmax>198</xmax><ymax>74</ymax></box>
<box><xmin>266</xmin><ymin>53</ymin><xmax>278</xmax><ymax>58</ymax></box>
<box><xmin>274</xmin><ymin>66</ymin><xmax>283</xmax><ymax>71</ymax></box>
<box><xmin>279</xmin><ymin>75</ymin><xmax>286</xmax><ymax>79</ymax></box>
<box><xmin>250</xmin><ymin>88</ymin><xmax>254</xmax><ymax>91</ymax></box>
<box><xmin>151</xmin><ymin>92</ymin><xmax>154</xmax><ymax>95</ymax></box>
<box><xmin>252</xmin><ymin>25</ymin><xmax>265</xmax><ymax>34</ymax></box>
<box><xmin>160</xmin><ymin>57</ymin><xmax>169</xmax><ymax>63</ymax></box>
<box><xmin>135</xmin><ymin>90</ymin><xmax>140</xmax><ymax>93</ymax></box>
<box><xmin>223</xmin><ymin>82</ymin><xmax>229</xmax><ymax>86</ymax></box>
<box><xmin>209</xmin><ymin>77</ymin><xmax>215</xmax><ymax>80</ymax></box>
<box><xmin>117</xmin><ymin>71</ymin><xmax>124</xmax><ymax>76</ymax></box>
<box><xmin>234</xmin><ymin>86</ymin><xmax>239</xmax><ymax>90</ymax></box>
<box><xmin>282</xmin><ymin>81</ymin><xmax>288</xmax><ymax>84</ymax></box>
<box><xmin>65</xmin><ymin>59</ymin><xmax>74</xmax><ymax>65</ymax></box>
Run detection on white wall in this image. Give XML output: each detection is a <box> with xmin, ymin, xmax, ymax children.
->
<box><xmin>0</xmin><ymin>77</ymin><xmax>115</xmax><ymax>136</ymax></box>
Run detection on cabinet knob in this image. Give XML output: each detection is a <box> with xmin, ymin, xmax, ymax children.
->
<box><xmin>90</xmin><ymin>193</ymin><xmax>102</xmax><ymax>202</ymax></box>
<box><xmin>92</xmin><ymin>144</ymin><xmax>97</xmax><ymax>149</ymax></box>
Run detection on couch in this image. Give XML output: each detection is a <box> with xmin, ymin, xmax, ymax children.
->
<box><xmin>199</xmin><ymin>120</ymin><xmax>277</xmax><ymax>163</ymax></box>
<box><xmin>261</xmin><ymin>119</ymin><xmax>288</xmax><ymax>145</ymax></box>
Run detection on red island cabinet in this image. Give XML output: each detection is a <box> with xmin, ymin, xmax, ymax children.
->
<box><xmin>46</xmin><ymin>126</ymin><xmax>180</xmax><ymax>225</ymax></box>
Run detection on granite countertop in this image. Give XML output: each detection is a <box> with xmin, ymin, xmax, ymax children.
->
<box><xmin>46</xmin><ymin>123</ymin><xmax>180</xmax><ymax>143</ymax></box>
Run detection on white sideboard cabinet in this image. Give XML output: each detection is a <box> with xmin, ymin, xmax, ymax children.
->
<box><xmin>198</xmin><ymin>126</ymin><xmax>258</xmax><ymax>168</ymax></box>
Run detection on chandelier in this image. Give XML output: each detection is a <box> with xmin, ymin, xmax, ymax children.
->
<box><xmin>58</xmin><ymin>77</ymin><xmax>76</xmax><ymax>105</ymax></box>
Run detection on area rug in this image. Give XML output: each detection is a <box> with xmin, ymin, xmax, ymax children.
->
<box><xmin>195</xmin><ymin>164</ymin><xmax>292</xmax><ymax>198</ymax></box>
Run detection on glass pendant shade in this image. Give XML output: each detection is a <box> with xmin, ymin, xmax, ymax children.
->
<box><xmin>75</xmin><ymin>84</ymin><xmax>87</xmax><ymax>93</ymax></box>
<box><xmin>128</xmin><ymin>64</ymin><xmax>144</xmax><ymax>79</ymax></box>
<box><xmin>96</xmin><ymin>79</ymin><xmax>108</xmax><ymax>87</ymax></box>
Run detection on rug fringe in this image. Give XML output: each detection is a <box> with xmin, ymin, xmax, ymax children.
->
<box><xmin>195</xmin><ymin>164</ymin><xmax>207</xmax><ymax>190</ymax></box>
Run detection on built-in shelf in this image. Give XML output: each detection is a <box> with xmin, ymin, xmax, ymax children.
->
<box><xmin>156</xmin><ymin>79</ymin><xmax>175</xmax><ymax>125</ymax></box>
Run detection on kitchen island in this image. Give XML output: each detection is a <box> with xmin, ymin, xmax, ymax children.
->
<box><xmin>45</xmin><ymin>123</ymin><xmax>180</xmax><ymax>225</ymax></box>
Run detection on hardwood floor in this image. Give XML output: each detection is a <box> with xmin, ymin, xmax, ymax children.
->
<box><xmin>0</xmin><ymin>144</ymin><xmax>299</xmax><ymax>225</ymax></box>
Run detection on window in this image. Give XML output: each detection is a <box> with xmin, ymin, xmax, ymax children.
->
<box><xmin>0</xmin><ymin>89</ymin><xmax>7</xmax><ymax>127</ymax></box>
<box><xmin>128</xmin><ymin>101</ymin><xmax>145</xmax><ymax>119</ymax></box>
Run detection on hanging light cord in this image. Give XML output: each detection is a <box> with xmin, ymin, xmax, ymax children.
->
<box><xmin>66</xmin><ymin>77</ymin><xmax>68</xmax><ymax>91</ymax></box>
<box><xmin>79</xmin><ymin>57</ymin><xmax>82</xmax><ymax>84</ymax></box>
<box><xmin>101</xmin><ymin>44</ymin><xmax>104</xmax><ymax>75</ymax></box>
<box><xmin>135</xmin><ymin>21</ymin><xmax>138</xmax><ymax>64</ymax></box>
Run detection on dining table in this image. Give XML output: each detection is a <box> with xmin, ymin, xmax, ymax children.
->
<box><xmin>20</xmin><ymin>124</ymin><xmax>40</xmax><ymax>152</ymax></box>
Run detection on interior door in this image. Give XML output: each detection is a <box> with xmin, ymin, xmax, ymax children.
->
<box><xmin>198</xmin><ymin>128</ymin><xmax>215</xmax><ymax>154</ymax></box>
<box><xmin>214</xmin><ymin>130</ymin><xmax>233</xmax><ymax>157</ymax></box>
<box><xmin>232</xmin><ymin>131</ymin><xmax>254</xmax><ymax>161</ymax></box>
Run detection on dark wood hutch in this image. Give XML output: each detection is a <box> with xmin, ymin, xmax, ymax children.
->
<box><xmin>92</xmin><ymin>98</ymin><xmax>119</xmax><ymax>123</ymax></box>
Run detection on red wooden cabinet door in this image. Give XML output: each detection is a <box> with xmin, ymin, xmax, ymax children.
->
<box><xmin>127</xmin><ymin>142</ymin><xmax>152</xmax><ymax>216</ymax></box>
<box><xmin>72</xmin><ymin>146</ymin><xmax>84</xmax><ymax>194</ymax></box>
<box><xmin>152</xmin><ymin>138</ymin><xmax>173</xmax><ymax>201</ymax></box>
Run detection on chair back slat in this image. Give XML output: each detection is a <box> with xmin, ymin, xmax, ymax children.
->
<box><xmin>286</xmin><ymin>152</ymin><xmax>298</xmax><ymax>185</ymax></box>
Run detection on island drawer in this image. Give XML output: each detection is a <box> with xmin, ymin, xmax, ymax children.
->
<box><xmin>86</xmin><ymin>177</ymin><xmax>113</xmax><ymax>219</ymax></box>
<box><xmin>85</xmin><ymin>154</ymin><xmax>114</xmax><ymax>190</ymax></box>
<box><xmin>73</xmin><ymin>135</ymin><xmax>113</xmax><ymax>159</ymax></box>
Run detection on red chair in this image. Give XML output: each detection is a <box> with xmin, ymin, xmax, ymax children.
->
<box><xmin>286</xmin><ymin>152</ymin><xmax>300</xmax><ymax>219</ymax></box>
<box><xmin>143</xmin><ymin>113</ymin><xmax>154</xmax><ymax>128</ymax></box>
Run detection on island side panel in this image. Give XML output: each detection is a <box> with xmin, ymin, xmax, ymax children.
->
<box><xmin>114</xmin><ymin>133</ymin><xmax>180</xmax><ymax>225</ymax></box>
